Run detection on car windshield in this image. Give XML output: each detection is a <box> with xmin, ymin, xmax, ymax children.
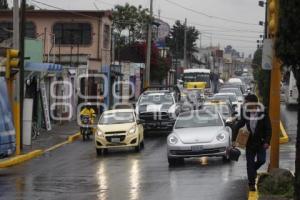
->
<box><xmin>183</xmin><ymin>73</ymin><xmax>211</xmax><ymax>87</ymax></box>
<box><xmin>215</xmin><ymin>94</ymin><xmax>237</xmax><ymax>102</ymax></box>
<box><xmin>219</xmin><ymin>88</ymin><xmax>242</xmax><ymax>97</ymax></box>
<box><xmin>139</xmin><ymin>94</ymin><xmax>174</xmax><ymax>105</ymax></box>
<box><xmin>175</xmin><ymin>111</ymin><xmax>223</xmax><ymax>129</ymax></box>
<box><xmin>99</xmin><ymin>112</ymin><xmax>135</xmax><ymax>124</ymax></box>
<box><xmin>203</xmin><ymin>105</ymin><xmax>230</xmax><ymax>117</ymax></box>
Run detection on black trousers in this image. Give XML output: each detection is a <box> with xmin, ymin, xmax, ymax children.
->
<box><xmin>246</xmin><ymin>147</ymin><xmax>266</xmax><ymax>185</ymax></box>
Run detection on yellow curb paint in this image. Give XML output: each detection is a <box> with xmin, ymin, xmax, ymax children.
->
<box><xmin>44</xmin><ymin>141</ymin><xmax>70</xmax><ymax>153</ymax></box>
<box><xmin>248</xmin><ymin>191</ymin><xmax>259</xmax><ymax>200</ymax></box>
<box><xmin>0</xmin><ymin>150</ymin><xmax>43</xmax><ymax>168</ymax></box>
<box><xmin>280</xmin><ymin>121</ymin><xmax>289</xmax><ymax>144</ymax></box>
<box><xmin>68</xmin><ymin>132</ymin><xmax>81</xmax><ymax>143</ymax></box>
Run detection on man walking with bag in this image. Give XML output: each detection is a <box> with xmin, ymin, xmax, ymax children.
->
<box><xmin>234</xmin><ymin>94</ymin><xmax>272</xmax><ymax>191</ymax></box>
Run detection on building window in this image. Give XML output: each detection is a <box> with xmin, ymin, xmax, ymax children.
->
<box><xmin>0</xmin><ymin>21</ymin><xmax>36</xmax><ymax>42</ymax></box>
<box><xmin>103</xmin><ymin>24</ymin><xmax>110</xmax><ymax>49</ymax></box>
<box><xmin>53</xmin><ymin>22</ymin><xmax>92</xmax><ymax>45</ymax></box>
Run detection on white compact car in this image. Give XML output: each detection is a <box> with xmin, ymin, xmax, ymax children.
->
<box><xmin>167</xmin><ymin>110</ymin><xmax>232</xmax><ymax>166</ymax></box>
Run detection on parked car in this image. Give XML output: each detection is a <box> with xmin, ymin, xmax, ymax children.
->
<box><xmin>167</xmin><ymin>110</ymin><xmax>232</xmax><ymax>166</ymax></box>
<box><xmin>95</xmin><ymin>109</ymin><xmax>144</xmax><ymax>155</ymax></box>
<box><xmin>285</xmin><ymin>70</ymin><xmax>298</xmax><ymax>107</ymax></box>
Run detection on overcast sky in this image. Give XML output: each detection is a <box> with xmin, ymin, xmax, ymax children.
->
<box><xmin>14</xmin><ymin>0</ymin><xmax>265</xmax><ymax>56</ymax></box>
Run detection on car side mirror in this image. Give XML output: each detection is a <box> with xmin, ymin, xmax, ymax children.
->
<box><xmin>136</xmin><ymin>119</ymin><xmax>145</xmax><ymax>124</ymax></box>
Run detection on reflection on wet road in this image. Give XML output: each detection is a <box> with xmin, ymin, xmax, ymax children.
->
<box><xmin>0</xmin><ymin>134</ymin><xmax>249</xmax><ymax>200</ymax></box>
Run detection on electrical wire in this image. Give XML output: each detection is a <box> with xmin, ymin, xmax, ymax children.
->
<box><xmin>154</xmin><ymin>14</ymin><xmax>263</xmax><ymax>34</ymax></box>
<box><xmin>164</xmin><ymin>0</ymin><xmax>259</xmax><ymax>26</ymax></box>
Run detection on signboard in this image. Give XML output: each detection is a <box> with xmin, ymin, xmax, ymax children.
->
<box><xmin>154</xmin><ymin>19</ymin><xmax>170</xmax><ymax>40</ymax></box>
<box><xmin>40</xmin><ymin>80</ymin><xmax>52</xmax><ymax>131</ymax></box>
<box><xmin>262</xmin><ymin>39</ymin><xmax>273</xmax><ymax>70</ymax></box>
<box><xmin>0</xmin><ymin>77</ymin><xmax>15</xmax><ymax>157</ymax></box>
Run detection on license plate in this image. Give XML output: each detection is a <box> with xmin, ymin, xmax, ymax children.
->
<box><xmin>111</xmin><ymin>138</ymin><xmax>120</xmax><ymax>143</ymax></box>
<box><xmin>191</xmin><ymin>145</ymin><xmax>204</xmax><ymax>151</ymax></box>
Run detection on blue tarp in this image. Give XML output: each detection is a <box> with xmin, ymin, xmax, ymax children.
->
<box><xmin>0</xmin><ymin>77</ymin><xmax>16</xmax><ymax>158</ymax></box>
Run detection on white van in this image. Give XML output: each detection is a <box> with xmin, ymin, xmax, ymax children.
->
<box><xmin>285</xmin><ymin>70</ymin><xmax>298</xmax><ymax>106</ymax></box>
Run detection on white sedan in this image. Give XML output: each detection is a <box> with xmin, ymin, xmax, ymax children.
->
<box><xmin>167</xmin><ymin>110</ymin><xmax>232</xmax><ymax>166</ymax></box>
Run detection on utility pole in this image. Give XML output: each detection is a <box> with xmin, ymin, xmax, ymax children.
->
<box><xmin>268</xmin><ymin>0</ymin><xmax>280</xmax><ymax>170</ymax></box>
<box><xmin>12</xmin><ymin>0</ymin><xmax>21</xmax><ymax>155</ymax></box>
<box><xmin>183</xmin><ymin>18</ymin><xmax>187</xmax><ymax>68</ymax></box>
<box><xmin>145</xmin><ymin>0</ymin><xmax>153</xmax><ymax>88</ymax></box>
<box><xmin>199</xmin><ymin>32</ymin><xmax>202</xmax><ymax>49</ymax></box>
<box><xmin>19</xmin><ymin>0</ymin><xmax>26</xmax><ymax>151</ymax></box>
<box><xmin>13</xmin><ymin>0</ymin><xmax>19</xmax><ymax>49</ymax></box>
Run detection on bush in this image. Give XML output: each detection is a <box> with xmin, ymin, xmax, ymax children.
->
<box><xmin>257</xmin><ymin>169</ymin><xmax>294</xmax><ymax>200</ymax></box>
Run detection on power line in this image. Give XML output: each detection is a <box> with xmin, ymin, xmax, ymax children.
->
<box><xmin>201</xmin><ymin>32</ymin><xmax>259</xmax><ymax>39</ymax></box>
<box><xmin>154</xmin><ymin>15</ymin><xmax>244</xmax><ymax>30</ymax></box>
<box><xmin>155</xmin><ymin>14</ymin><xmax>263</xmax><ymax>34</ymax></box>
<box><xmin>31</xmin><ymin>0</ymin><xmax>109</xmax><ymax>20</ymax></box>
<box><xmin>201</xmin><ymin>35</ymin><xmax>256</xmax><ymax>43</ymax></box>
<box><xmin>164</xmin><ymin>0</ymin><xmax>258</xmax><ymax>26</ymax></box>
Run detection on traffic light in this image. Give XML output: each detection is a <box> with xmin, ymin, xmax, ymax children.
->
<box><xmin>268</xmin><ymin>0</ymin><xmax>278</xmax><ymax>36</ymax></box>
<box><xmin>5</xmin><ymin>48</ymin><xmax>20</xmax><ymax>78</ymax></box>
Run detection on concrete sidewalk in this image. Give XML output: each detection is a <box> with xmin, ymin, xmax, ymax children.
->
<box><xmin>0</xmin><ymin>121</ymin><xmax>81</xmax><ymax>168</ymax></box>
<box><xmin>23</xmin><ymin>120</ymin><xmax>80</xmax><ymax>153</ymax></box>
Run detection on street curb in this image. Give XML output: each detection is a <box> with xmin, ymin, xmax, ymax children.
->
<box><xmin>68</xmin><ymin>132</ymin><xmax>81</xmax><ymax>143</ymax></box>
<box><xmin>248</xmin><ymin>191</ymin><xmax>258</xmax><ymax>200</ymax></box>
<box><xmin>0</xmin><ymin>150</ymin><xmax>43</xmax><ymax>168</ymax></box>
<box><xmin>0</xmin><ymin>132</ymin><xmax>81</xmax><ymax>168</ymax></box>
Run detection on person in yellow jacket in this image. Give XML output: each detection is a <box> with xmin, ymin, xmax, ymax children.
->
<box><xmin>80</xmin><ymin>103</ymin><xmax>96</xmax><ymax>140</ymax></box>
<box><xmin>80</xmin><ymin>104</ymin><xmax>96</xmax><ymax>124</ymax></box>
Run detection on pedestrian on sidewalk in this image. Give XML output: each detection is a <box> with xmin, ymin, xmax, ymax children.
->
<box><xmin>234</xmin><ymin>94</ymin><xmax>272</xmax><ymax>191</ymax></box>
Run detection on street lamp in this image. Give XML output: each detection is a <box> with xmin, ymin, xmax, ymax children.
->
<box><xmin>259</xmin><ymin>21</ymin><xmax>265</xmax><ymax>26</ymax></box>
<box><xmin>258</xmin><ymin>0</ymin><xmax>265</xmax><ymax>7</ymax></box>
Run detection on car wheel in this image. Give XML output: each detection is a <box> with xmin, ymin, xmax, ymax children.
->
<box><xmin>168</xmin><ymin>157</ymin><xmax>184</xmax><ymax>166</ymax></box>
<box><xmin>96</xmin><ymin>148</ymin><xmax>102</xmax><ymax>156</ymax></box>
<box><xmin>168</xmin><ymin>157</ymin><xmax>177</xmax><ymax>166</ymax></box>
<box><xmin>102</xmin><ymin>148</ymin><xmax>108</xmax><ymax>155</ymax></box>
<box><xmin>135</xmin><ymin>141</ymin><xmax>141</xmax><ymax>152</ymax></box>
<box><xmin>140</xmin><ymin>140</ymin><xmax>145</xmax><ymax>149</ymax></box>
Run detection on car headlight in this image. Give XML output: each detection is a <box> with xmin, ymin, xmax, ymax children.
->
<box><xmin>97</xmin><ymin>129</ymin><xmax>104</xmax><ymax>137</ymax></box>
<box><xmin>216</xmin><ymin>133</ymin><xmax>226</xmax><ymax>142</ymax></box>
<box><xmin>168</xmin><ymin>104</ymin><xmax>176</xmax><ymax>114</ymax></box>
<box><xmin>225</xmin><ymin>118</ymin><xmax>232</xmax><ymax>123</ymax></box>
<box><xmin>168</xmin><ymin>135</ymin><xmax>178</xmax><ymax>145</ymax></box>
<box><xmin>128</xmin><ymin>126</ymin><xmax>136</xmax><ymax>134</ymax></box>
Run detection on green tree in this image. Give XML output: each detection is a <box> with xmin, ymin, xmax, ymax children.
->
<box><xmin>275</xmin><ymin>0</ymin><xmax>300</xmax><ymax>199</ymax></box>
<box><xmin>0</xmin><ymin>0</ymin><xmax>8</xmax><ymax>9</ymax></box>
<box><xmin>166</xmin><ymin>20</ymin><xmax>199</xmax><ymax>61</ymax></box>
<box><xmin>113</xmin><ymin>3</ymin><xmax>149</xmax><ymax>44</ymax></box>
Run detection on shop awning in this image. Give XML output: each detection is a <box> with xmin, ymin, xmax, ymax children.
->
<box><xmin>25</xmin><ymin>62</ymin><xmax>63</xmax><ymax>72</ymax></box>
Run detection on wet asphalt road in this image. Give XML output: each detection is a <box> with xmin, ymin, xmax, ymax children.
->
<box><xmin>0</xmin><ymin>105</ymin><xmax>296</xmax><ymax>200</ymax></box>
<box><xmin>0</xmin><ymin>134</ymin><xmax>249</xmax><ymax>200</ymax></box>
